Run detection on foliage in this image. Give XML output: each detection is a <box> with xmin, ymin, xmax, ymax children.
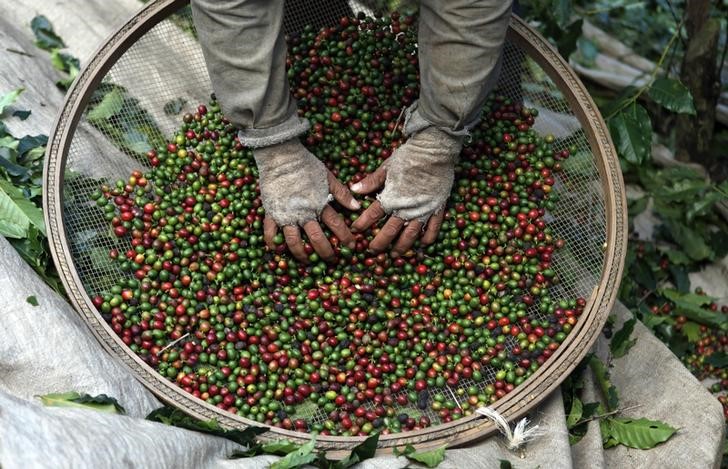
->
<box><xmin>146</xmin><ymin>406</ymin><xmax>268</xmax><ymax>447</ymax></box>
<box><xmin>39</xmin><ymin>391</ymin><xmax>126</xmax><ymax>414</ymax></box>
<box><xmin>610</xmin><ymin>318</ymin><xmax>637</xmax><ymax>359</ymax></box>
<box><xmin>563</xmin><ymin>355</ymin><xmax>678</xmax><ymax>450</ymax></box>
<box><xmin>148</xmin><ymin>407</ymin><xmax>388</xmax><ymax>469</ymax></box>
<box><xmin>393</xmin><ymin>444</ymin><xmax>447</xmax><ymax>468</ymax></box>
<box><xmin>519</xmin><ymin>5</ymin><xmax>728</xmax><ymax>461</ymax></box>
<box><xmin>0</xmin><ymin>88</ymin><xmax>63</xmax><ymax>293</ymax></box>
<box><xmin>602</xmin><ymin>417</ymin><xmax>677</xmax><ymax>450</ymax></box>
<box><xmin>3</xmin><ymin>3</ymin><xmax>725</xmax><ymax>465</ymax></box>
<box><xmin>30</xmin><ymin>15</ymin><xmax>80</xmax><ymax>90</ymax></box>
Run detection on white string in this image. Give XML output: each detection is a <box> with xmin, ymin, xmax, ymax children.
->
<box><xmin>476</xmin><ymin>407</ymin><xmax>545</xmax><ymax>451</ymax></box>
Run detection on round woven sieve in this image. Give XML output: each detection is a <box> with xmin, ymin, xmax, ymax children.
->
<box><xmin>43</xmin><ymin>0</ymin><xmax>627</xmax><ymax>454</ymax></box>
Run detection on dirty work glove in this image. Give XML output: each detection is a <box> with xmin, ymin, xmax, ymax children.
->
<box><xmin>350</xmin><ymin>127</ymin><xmax>464</xmax><ymax>256</ymax></box>
<box><xmin>254</xmin><ymin>138</ymin><xmax>359</xmax><ymax>263</ymax></box>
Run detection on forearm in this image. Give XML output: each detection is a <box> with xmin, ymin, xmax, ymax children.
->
<box><xmin>410</xmin><ymin>0</ymin><xmax>513</xmax><ymax>136</ymax></box>
<box><xmin>191</xmin><ymin>0</ymin><xmax>308</xmax><ymax>146</ymax></box>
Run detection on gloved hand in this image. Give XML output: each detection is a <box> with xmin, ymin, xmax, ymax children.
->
<box><xmin>350</xmin><ymin>127</ymin><xmax>464</xmax><ymax>256</ymax></box>
<box><xmin>254</xmin><ymin>139</ymin><xmax>359</xmax><ymax>263</ymax></box>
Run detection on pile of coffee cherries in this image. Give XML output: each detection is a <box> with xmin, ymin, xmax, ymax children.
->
<box><xmin>674</xmin><ymin>295</ymin><xmax>728</xmax><ymax>421</ymax></box>
<box><xmin>91</xmin><ymin>13</ymin><xmax>585</xmax><ymax>435</ymax></box>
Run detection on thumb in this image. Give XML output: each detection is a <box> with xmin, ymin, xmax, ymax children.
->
<box><xmin>350</xmin><ymin>165</ymin><xmax>387</xmax><ymax>195</ymax></box>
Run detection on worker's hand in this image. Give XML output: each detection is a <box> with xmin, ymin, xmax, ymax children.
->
<box><xmin>254</xmin><ymin>139</ymin><xmax>358</xmax><ymax>263</ymax></box>
<box><xmin>350</xmin><ymin>127</ymin><xmax>464</xmax><ymax>256</ymax></box>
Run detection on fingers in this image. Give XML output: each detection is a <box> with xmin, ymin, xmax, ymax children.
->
<box><xmin>321</xmin><ymin>205</ymin><xmax>355</xmax><ymax>249</ymax></box>
<box><xmin>369</xmin><ymin>216</ymin><xmax>405</xmax><ymax>253</ymax></box>
<box><xmin>283</xmin><ymin>225</ymin><xmax>308</xmax><ymax>263</ymax></box>
<box><xmin>391</xmin><ymin>219</ymin><xmax>423</xmax><ymax>257</ymax></box>
<box><xmin>263</xmin><ymin>217</ymin><xmax>278</xmax><ymax>250</ymax></box>
<box><xmin>328</xmin><ymin>172</ymin><xmax>361</xmax><ymax>210</ymax></box>
<box><xmin>351</xmin><ymin>200</ymin><xmax>386</xmax><ymax>233</ymax></box>
<box><xmin>422</xmin><ymin>211</ymin><xmax>445</xmax><ymax>245</ymax></box>
<box><xmin>302</xmin><ymin>220</ymin><xmax>335</xmax><ymax>262</ymax></box>
<box><xmin>350</xmin><ymin>165</ymin><xmax>387</xmax><ymax>195</ymax></box>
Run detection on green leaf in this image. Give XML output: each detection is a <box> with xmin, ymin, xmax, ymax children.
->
<box><xmin>87</xmin><ymin>88</ymin><xmax>125</xmax><ymax>122</ymax></box>
<box><xmin>665</xmin><ymin>221</ymin><xmax>713</xmax><ymax>261</ymax></box>
<box><xmin>393</xmin><ymin>444</ymin><xmax>416</xmax><ymax>457</ymax></box>
<box><xmin>660</xmin><ymin>289</ymin><xmax>715</xmax><ymax>308</ymax></box>
<box><xmin>640</xmin><ymin>306</ymin><xmax>671</xmax><ymax>331</ymax></box>
<box><xmin>0</xmin><ymin>135</ymin><xmax>19</xmax><ymax>150</ymax></box>
<box><xmin>610</xmin><ymin>318</ymin><xmax>637</xmax><ymax>358</ymax></box>
<box><xmin>0</xmin><ymin>179</ymin><xmax>46</xmax><ymax>235</ymax></box>
<box><xmin>608</xmin><ymin>103</ymin><xmax>652</xmax><ymax>166</ymax></box>
<box><xmin>552</xmin><ymin>0</ymin><xmax>573</xmax><ymax>29</ymax></box>
<box><xmin>654</xmin><ymin>179</ymin><xmax>709</xmax><ymax>203</ymax></box>
<box><xmin>26</xmin><ymin>295</ymin><xmax>38</xmax><ymax>306</ymax></box>
<box><xmin>39</xmin><ymin>392</ymin><xmax>125</xmax><ymax>414</ymax></box>
<box><xmin>50</xmin><ymin>49</ymin><xmax>80</xmax><ymax>90</ymax></box>
<box><xmin>8</xmin><ymin>225</ymin><xmax>58</xmax><ymax>292</ymax></box>
<box><xmin>270</xmin><ymin>437</ymin><xmax>316</xmax><ymax>469</ymax></box>
<box><xmin>0</xmin><ymin>149</ymin><xmax>30</xmax><ymax>180</ymax></box>
<box><xmin>56</xmin><ymin>63</ymin><xmax>79</xmax><ymax>91</ymax></box>
<box><xmin>566</xmin><ymin>396</ymin><xmax>583</xmax><ymax>428</ymax></box>
<box><xmin>50</xmin><ymin>49</ymin><xmax>80</xmax><ymax>74</ymax></box>
<box><xmin>660</xmin><ymin>289</ymin><xmax>725</xmax><ymax>328</ymax></box>
<box><xmin>17</xmin><ymin>134</ymin><xmax>48</xmax><ymax>159</ymax></box>
<box><xmin>499</xmin><ymin>459</ymin><xmax>514</xmax><ymax>469</ymax></box>
<box><xmin>706</xmin><ymin>352</ymin><xmax>728</xmax><ymax>368</ymax></box>
<box><xmin>668</xmin><ymin>264</ymin><xmax>690</xmax><ymax>293</ymax></box>
<box><xmin>600</xmin><ymin>86</ymin><xmax>639</xmax><ymax>118</ymax></box>
<box><xmin>261</xmin><ymin>440</ymin><xmax>302</xmax><ymax>456</ymax></box>
<box><xmin>686</xmin><ymin>191</ymin><xmax>724</xmax><ymax>222</ymax></box>
<box><xmin>0</xmin><ymin>88</ymin><xmax>24</xmax><ymax>115</ymax></box>
<box><xmin>30</xmin><ymin>15</ymin><xmax>66</xmax><ymax>51</ymax></box>
<box><xmin>0</xmin><ymin>184</ymin><xmax>30</xmax><ymax>238</ymax></box>
<box><xmin>13</xmin><ymin>109</ymin><xmax>31</xmax><ymax>120</ymax></box>
<box><xmin>627</xmin><ymin>196</ymin><xmax>649</xmax><ymax>218</ymax></box>
<box><xmin>681</xmin><ymin>322</ymin><xmax>701</xmax><ymax>342</ymax></box>
<box><xmin>146</xmin><ymin>407</ymin><xmax>267</xmax><ymax>446</ymax></box>
<box><xmin>602</xmin><ymin>417</ymin><xmax>677</xmax><ymax>449</ymax></box>
<box><xmin>164</xmin><ymin>98</ymin><xmax>187</xmax><ymax>115</ymax></box>
<box><xmin>406</xmin><ymin>445</ymin><xmax>447</xmax><ymax>468</ymax></box>
<box><xmin>648</xmin><ymin>77</ymin><xmax>696</xmax><ymax>115</ymax></box>
<box><xmin>708</xmin><ymin>229</ymin><xmax>728</xmax><ymax>259</ymax></box>
<box><xmin>556</xmin><ymin>19</ymin><xmax>583</xmax><ymax>58</ymax></box>
<box><xmin>663</xmin><ymin>249</ymin><xmax>691</xmax><ymax>266</ymax></box>
<box><xmin>70</xmin><ymin>393</ymin><xmax>127</xmax><ymax>414</ymax></box>
<box><xmin>631</xmin><ymin>259</ymin><xmax>657</xmax><ymax>290</ymax></box>
<box><xmin>589</xmin><ymin>356</ymin><xmax>619</xmax><ymax>411</ymax></box>
<box><xmin>581</xmin><ymin>402</ymin><xmax>601</xmax><ymax>421</ymax></box>
<box><xmin>339</xmin><ymin>432</ymin><xmax>379</xmax><ymax>468</ymax></box>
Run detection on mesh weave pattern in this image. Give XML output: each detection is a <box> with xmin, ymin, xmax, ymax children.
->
<box><xmin>61</xmin><ymin>2</ymin><xmax>607</xmax><ymax>429</ymax></box>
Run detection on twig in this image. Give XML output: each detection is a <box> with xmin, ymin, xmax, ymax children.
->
<box><xmin>5</xmin><ymin>48</ymin><xmax>35</xmax><ymax>58</ymax></box>
<box><xmin>635</xmin><ymin>289</ymin><xmax>655</xmax><ymax>308</ymax></box>
<box><xmin>604</xmin><ymin>18</ymin><xmax>686</xmax><ymax>120</ymax></box>
<box><xmin>156</xmin><ymin>332</ymin><xmax>190</xmax><ymax>356</ymax></box>
<box><xmin>445</xmin><ymin>385</ymin><xmax>463</xmax><ymax>411</ymax></box>
<box><xmin>393</xmin><ymin>106</ymin><xmax>407</xmax><ymax>138</ymax></box>
<box><xmin>664</xmin><ymin>0</ymin><xmax>687</xmax><ymax>47</ymax></box>
<box><xmin>718</xmin><ymin>24</ymin><xmax>728</xmax><ymax>85</ymax></box>
<box><xmin>572</xmin><ymin>404</ymin><xmax>644</xmax><ymax>427</ymax></box>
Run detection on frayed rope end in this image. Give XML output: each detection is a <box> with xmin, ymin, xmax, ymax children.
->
<box><xmin>476</xmin><ymin>407</ymin><xmax>545</xmax><ymax>451</ymax></box>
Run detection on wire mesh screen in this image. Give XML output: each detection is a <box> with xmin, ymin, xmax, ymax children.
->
<box><xmin>52</xmin><ymin>0</ymin><xmax>617</xmax><ymax>445</ymax></box>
